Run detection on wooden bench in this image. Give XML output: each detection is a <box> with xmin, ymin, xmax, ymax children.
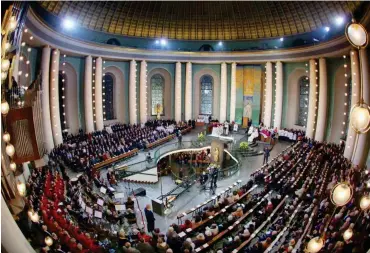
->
<box><xmin>92</xmin><ymin>148</ymin><xmax>139</xmax><ymax>174</ymax></box>
<box><xmin>181</xmin><ymin>126</ymin><xmax>193</xmax><ymax>134</ymax></box>
<box><xmin>146</xmin><ymin>135</ymin><xmax>175</xmax><ymax>149</ymax></box>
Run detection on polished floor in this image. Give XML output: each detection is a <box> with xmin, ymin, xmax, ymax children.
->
<box><xmin>66</xmin><ymin>126</ymin><xmax>291</xmax><ymax>233</ymax></box>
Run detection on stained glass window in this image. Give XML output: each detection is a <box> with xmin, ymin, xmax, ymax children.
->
<box><xmin>298</xmin><ymin>76</ymin><xmax>309</xmax><ymax>126</ymax></box>
<box><xmin>200</xmin><ymin>75</ymin><xmax>213</xmax><ymax>115</ymax></box>
<box><xmin>151</xmin><ymin>74</ymin><xmax>164</xmax><ymax>116</ymax></box>
<box><xmin>103</xmin><ymin>74</ymin><xmax>115</xmax><ymax>120</ymax></box>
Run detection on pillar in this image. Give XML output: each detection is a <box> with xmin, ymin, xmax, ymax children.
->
<box><xmin>50</xmin><ymin>49</ymin><xmax>63</xmax><ymax>145</ymax></box>
<box><xmin>306</xmin><ymin>59</ymin><xmax>318</xmax><ymax>139</ymax></box>
<box><xmin>264</xmin><ymin>62</ymin><xmax>273</xmax><ymax>128</ymax></box>
<box><xmin>94</xmin><ymin>57</ymin><xmax>103</xmax><ymax>130</ymax></box>
<box><xmin>175</xmin><ymin>62</ymin><xmax>182</xmax><ymax>122</ymax></box>
<box><xmin>185</xmin><ymin>62</ymin><xmax>192</xmax><ymax>121</ymax></box>
<box><xmin>343</xmin><ymin>50</ymin><xmax>360</xmax><ymax>160</ymax></box>
<box><xmin>129</xmin><ymin>60</ymin><xmax>137</xmax><ymax>124</ymax></box>
<box><xmin>41</xmin><ymin>46</ymin><xmax>54</xmax><ymax>152</ymax></box>
<box><xmin>84</xmin><ymin>56</ymin><xmax>94</xmax><ymax>133</ymax></box>
<box><xmin>315</xmin><ymin>58</ymin><xmax>327</xmax><ymax>142</ymax></box>
<box><xmin>230</xmin><ymin>62</ymin><xmax>236</xmax><ymax>122</ymax></box>
<box><xmin>1</xmin><ymin>198</ymin><xmax>36</xmax><ymax>253</ymax></box>
<box><xmin>274</xmin><ymin>61</ymin><xmax>283</xmax><ymax>129</ymax></box>
<box><xmin>220</xmin><ymin>62</ymin><xmax>227</xmax><ymax>122</ymax></box>
<box><xmin>352</xmin><ymin>48</ymin><xmax>370</xmax><ymax>166</ymax></box>
<box><xmin>140</xmin><ymin>60</ymin><xmax>148</xmax><ymax>123</ymax></box>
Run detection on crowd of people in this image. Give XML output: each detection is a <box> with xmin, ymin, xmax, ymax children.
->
<box><xmin>173</xmin><ymin>150</ymin><xmax>211</xmax><ymax>166</ymax></box>
<box><xmin>17</xmin><ymin>131</ymin><xmax>370</xmax><ymax>253</ymax></box>
<box><xmin>50</xmin><ymin>120</ymin><xmax>190</xmax><ymax>173</ymax></box>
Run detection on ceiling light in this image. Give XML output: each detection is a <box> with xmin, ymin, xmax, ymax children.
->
<box><xmin>160</xmin><ymin>38</ymin><xmax>167</xmax><ymax>46</ymax></box>
<box><xmin>218</xmin><ymin>41</ymin><xmax>223</xmax><ymax>46</ymax></box>
<box><xmin>155</xmin><ymin>40</ymin><xmax>159</xmax><ymax>44</ymax></box>
<box><xmin>280</xmin><ymin>37</ymin><xmax>284</xmax><ymax>42</ymax></box>
<box><xmin>335</xmin><ymin>16</ymin><xmax>344</xmax><ymax>26</ymax></box>
<box><xmin>62</xmin><ymin>18</ymin><xmax>74</xmax><ymax>30</ymax></box>
<box><xmin>324</xmin><ymin>26</ymin><xmax>330</xmax><ymax>32</ymax></box>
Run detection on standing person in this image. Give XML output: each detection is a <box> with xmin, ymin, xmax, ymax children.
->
<box><xmin>178</xmin><ymin>132</ymin><xmax>182</xmax><ymax>147</ymax></box>
<box><xmin>263</xmin><ymin>145</ymin><xmax>272</xmax><ymax>165</ymax></box>
<box><xmin>179</xmin><ymin>167</ymin><xmax>184</xmax><ymax>180</ymax></box>
<box><xmin>144</xmin><ymin>204</ymin><xmax>155</xmax><ymax>233</ymax></box>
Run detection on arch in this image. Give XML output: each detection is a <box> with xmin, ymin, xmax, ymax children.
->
<box><xmin>329</xmin><ymin>65</ymin><xmax>350</xmax><ymax>143</ymax></box>
<box><xmin>150</xmin><ymin>74</ymin><xmax>165</xmax><ymax>116</ymax></box>
<box><xmin>199</xmin><ymin>75</ymin><xmax>214</xmax><ymax>115</ymax></box>
<box><xmin>104</xmin><ymin>66</ymin><xmax>126</xmax><ymax>124</ymax></box>
<box><xmin>193</xmin><ymin>68</ymin><xmax>220</xmax><ymax>120</ymax></box>
<box><xmin>103</xmin><ymin>74</ymin><xmax>115</xmax><ymax>120</ymax></box>
<box><xmin>147</xmin><ymin>68</ymin><xmax>172</xmax><ymax>119</ymax></box>
<box><xmin>62</xmin><ymin>62</ymin><xmax>79</xmax><ymax>134</ymax></box>
<box><xmin>297</xmin><ymin>76</ymin><xmax>309</xmax><ymax>126</ymax></box>
<box><xmin>285</xmin><ymin>68</ymin><xmax>306</xmax><ymax>130</ymax></box>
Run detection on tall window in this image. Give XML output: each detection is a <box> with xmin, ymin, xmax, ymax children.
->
<box><xmin>200</xmin><ymin>75</ymin><xmax>213</xmax><ymax>115</ymax></box>
<box><xmin>297</xmin><ymin>76</ymin><xmax>309</xmax><ymax>126</ymax></box>
<box><xmin>151</xmin><ymin>74</ymin><xmax>164</xmax><ymax>115</ymax></box>
<box><xmin>103</xmin><ymin>74</ymin><xmax>114</xmax><ymax>120</ymax></box>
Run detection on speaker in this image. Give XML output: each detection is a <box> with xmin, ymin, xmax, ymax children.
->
<box><xmin>132</xmin><ymin>187</ymin><xmax>146</xmax><ymax>196</ymax></box>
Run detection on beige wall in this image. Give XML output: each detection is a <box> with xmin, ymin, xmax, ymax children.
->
<box><xmin>329</xmin><ymin>65</ymin><xmax>349</xmax><ymax>143</ymax></box>
<box><xmin>104</xmin><ymin>66</ymin><xmax>126</xmax><ymax>124</ymax></box>
<box><xmin>193</xmin><ymin>68</ymin><xmax>220</xmax><ymax>120</ymax></box>
<box><xmin>285</xmin><ymin>68</ymin><xmax>306</xmax><ymax>130</ymax></box>
<box><xmin>64</xmin><ymin>62</ymin><xmax>79</xmax><ymax>134</ymax></box>
<box><xmin>147</xmin><ymin>68</ymin><xmax>172</xmax><ymax>120</ymax></box>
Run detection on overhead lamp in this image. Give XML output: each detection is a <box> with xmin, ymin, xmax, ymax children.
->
<box><xmin>160</xmin><ymin>38</ymin><xmax>167</xmax><ymax>46</ymax></box>
<box><xmin>330</xmin><ymin>182</ymin><xmax>352</xmax><ymax>206</ymax></box>
<box><xmin>324</xmin><ymin>26</ymin><xmax>330</xmax><ymax>32</ymax></box>
<box><xmin>3</xmin><ymin>132</ymin><xmax>10</xmax><ymax>143</ymax></box>
<box><xmin>279</xmin><ymin>37</ymin><xmax>284</xmax><ymax>42</ymax></box>
<box><xmin>1</xmin><ymin>100</ymin><xmax>10</xmax><ymax>115</ymax></box>
<box><xmin>9</xmin><ymin>161</ymin><xmax>16</xmax><ymax>171</ymax></box>
<box><xmin>306</xmin><ymin>237</ymin><xmax>324</xmax><ymax>253</ymax></box>
<box><xmin>5</xmin><ymin>143</ymin><xmax>15</xmax><ymax>157</ymax></box>
<box><xmin>218</xmin><ymin>41</ymin><xmax>223</xmax><ymax>46</ymax></box>
<box><xmin>360</xmin><ymin>195</ymin><xmax>370</xmax><ymax>210</ymax></box>
<box><xmin>17</xmin><ymin>181</ymin><xmax>26</xmax><ymax>196</ymax></box>
<box><xmin>1</xmin><ymin>59</ymin><xmax>10</xmax><ymax>72</ymax></box>
<box><xmin>345</xmin><ymin>19</ymin><xmax>369</xmax><ymax>134</ymax></box>
<box><xmin>343</xmin><ymin>228</ymin><xmax>353</xmax><ymax>241</ymax></box>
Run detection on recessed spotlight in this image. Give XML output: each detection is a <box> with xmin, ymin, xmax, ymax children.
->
<box><xmin>218</xmin><ymin>41</ymin><xmax>223</xmax><ymax>46</ymax></box>
<box><xmin>280</xmin><ymin>37</ymin><xmax>284</xmax><ymax>42</ymax></box>
<box><xmin>335</xmin><ymin>16</ymin><xmax>344</xmax><ymax>26</ymax></box>
<box><xmin>62</xmin><ymin>18</ymin><xmax>74</xmax><ymax>30</ymax></box>
<box><xmin>155</xmin><ymin>40</ymin><xmax>159</xmax><ymax>44</ymax></box>
<box><xmin>160</xmin><ymin>38</ymin><xmax>167</xmax><ymax>46</ymax></box>
<box><xmin>324</xmin><ymin>26</ymin><xmax>330</xmax><ymax>32</ymax></box>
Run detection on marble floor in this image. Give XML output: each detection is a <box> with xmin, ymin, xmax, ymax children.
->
<box><xmin>66</xmin><ymin>126</ymin><xmax>291</xmax><ymax>233</ymax></box>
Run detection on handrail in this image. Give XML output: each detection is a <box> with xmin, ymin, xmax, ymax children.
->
<box><xmin>178</xmin><ymin>185</ymin><xmax>258</xmax><ymax>237</ymax></box>
<box><xmin>231</xmin><ymin>196</ymin><xmax>288</xmax><ymax>253</ymax></box>
<box><xmin>194</xmin><ymin>191</ymin><xmax>273</xmax><ymax>252</ymax></box>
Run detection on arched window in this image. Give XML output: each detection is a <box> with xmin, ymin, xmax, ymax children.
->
<box><xmin>297</xmin><ymin>76</ymin><xmax>309</xmax><ymax>126</ymax></box>
<box><xmin>103</xmin><ymin>74</ymin><xmax>115</xmax><ymax>120</ymax></box>
<box><xmin>200</xmin><ymin>75</ymin><xmax>213</xmax><ymax>115</ymax></box>
<box><xmin>151</xmin><ymin>74</ymin><xmax>164</xmax><ymax>116</ymax></box>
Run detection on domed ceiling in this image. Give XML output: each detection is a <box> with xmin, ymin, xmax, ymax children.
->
<box><xmin>39</xmin><ymin>1</ymin><xmax>362</xmax><ymax>41</ymax></box>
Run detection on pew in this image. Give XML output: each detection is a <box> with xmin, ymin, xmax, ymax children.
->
<box><xmin>92</xmin><ymin>148</ymin><xmax>139</xmax><ymax>174</ymax></box>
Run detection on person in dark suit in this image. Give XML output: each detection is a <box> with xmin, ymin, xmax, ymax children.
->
<box><xmin>144</xmin><ymin>204</ymin><xmax>155</xmax><ymax>233</ymax></box>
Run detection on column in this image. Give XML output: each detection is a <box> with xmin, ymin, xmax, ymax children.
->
<box><xmin>229</xmin><ymin>62</ymin><xmax>236</xmax><ymax>122</ymax></box>
<box><xmin>343</xmin><ymin>50</ymin><xmax>360</xmax><ymax>160</ymax></box>
<box><xmin>306</xmin><ymin>59</ymin><xmax>318</xmax><ymax>139</ymax></box>
<box><xmin>50</xmin><ymin>49</ymin><xmax>63</xmax><ymax>145</ymax></box>
<box><xmin>84</xmin><ymin>56</ymin><xmax>94</xmax><ymax>133</ymax></box>
<box><xmin>185</xmin><ymin>62</ymin><xmax>192</xmax><ymax>121</ymax></box>
<box><xmin>1</xmin><ymin>198</ymin><xmax>36</xmax><ymax>253</ymax></box>
<box><xmin>140</xmin><ymin>60</ymin><xmax>148</xmax><ymax>123</ymax></box>
<box><xmin>94</xmin><ymin>57</ymin><xmax>103</xmax><ymax>130</ymax></box>
<box><xmin>273</xmin><ymin>61</ymin><xmax>283</xmax><ymax>129</ymax></box>
<box><xmin>220</xmin><ymin>62</ymin><xmax>227</xmax><ymax>122</ymax></box>
<box><xmin>315</xmin><ymin>58</ymin><xmax>327</xmax><ymax>142</ymax></box>
<box><xmin>175</xmin><ymin>62</ymin><xmax>182</xmax><ymax>122</ymax></box>
<box><xmin>41</xmin><ymin>46</ymin><xmax>54</xmax><ymax>152</ymax></box>
<box><xmin>352</xmin><ymin>48</ymin><xmax>370</xmax><ymax>166</ymax></box>
<box><xmin>264</xmin><ymin>62</ymin><xmax>273</xmax><ymax>128</ymax></box>
<box><xmin>129</xmin><ymin>60</ymin><xmax>137</xmax><ymax>124</ymax></box>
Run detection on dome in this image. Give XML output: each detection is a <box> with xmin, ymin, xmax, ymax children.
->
<box><xmin>38</xmin><ymin>1</ymin><xmax>362</xmax><ymax>41</ymax></box>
